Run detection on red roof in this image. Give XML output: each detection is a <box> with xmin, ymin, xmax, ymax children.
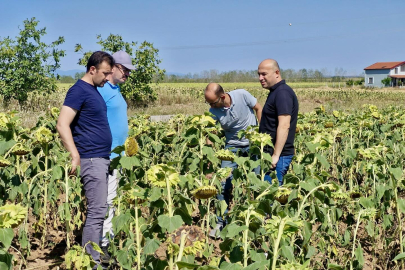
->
<box><xmin>364</xmin><ymin>61</ymin><xmax>405</xmax><ymax>70</ymax></box>
<box><xmin>390</xmin><ymin>75</ymin><xmax>405</xmax><ymax>79</ymax></box>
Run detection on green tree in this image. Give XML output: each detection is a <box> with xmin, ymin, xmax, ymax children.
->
<box><xmin>381</xmin><ymin>77</ymin><xmax>391</xmax><ymax>87</ymax></box>
<box><xmin>74</xmin><ymin>71</ymin><xmax>85</xmax><ymax>81</ymax></box>
<box><xmin>0</xmin><ymin>17</ymin><xmax>65</xmax><ymax>104</ymax></box>
<box><xmin>75</xmin><ymin>34</ymin><xmax>165</xmax><ymax>105</ymax></box>
<box><xmin>58</xmin><ymin>75</ymin><xmax>75</xmax><ymax>84</ymax></box>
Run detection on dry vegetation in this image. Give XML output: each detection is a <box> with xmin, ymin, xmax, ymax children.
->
<box><xmin>2</xmin><ymin>82</ymin><xmax>405</xmax><ymax>127</ymax></box>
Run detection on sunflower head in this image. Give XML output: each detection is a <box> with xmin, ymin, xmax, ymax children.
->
<box><xmin>13</xmin><ymin>144</ymin><xmax>30</xmax><ymax>156</ymax></box>
<box><xmin>50</xmin><ymin>107</ymin><xmax>60</xmax><ymax>119</ymax></box>
<box><xmin>147</xmin><ymin>164</ymin><xmax>180</xmax><ymax>188</ymax></box>
<box><xmin>125</xmin><ymin>137</ymin><xmax>139</xmax><ymax>157</ymax></box>
<box><xmin>215</xmin><ymin>149</ymin><xmax>235</xmax><ymax>161</ymax></box>
<box><xmin>36</xmin><ymin>126</ymin><xmax>53</xmax><ymax>143</ymax></box>
<box><xmin>0</xmin><ymin>203</ymin><xmax>28</xmax><ymax>228</ymax></box>
<box><xmin>0</xmin><ymin>157</ymin><xmax>10</xmax><ymax>167</ymax></box>
<box><xmin>191</xmin><ymin>186</ymin><xmax>217</xmax><ymax>199</ymax></box>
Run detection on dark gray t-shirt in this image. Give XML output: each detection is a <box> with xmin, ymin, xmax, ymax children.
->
<box><xmin>210</xmin><ymin>89</ymin><xmax>257</xmax><ymax>146</ymax></box>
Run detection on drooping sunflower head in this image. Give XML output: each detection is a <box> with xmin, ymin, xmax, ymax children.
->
<box><xmin>13</xmin><ymin>144</ymin><xmax>30</xmax><ymax>156</ymax></box>
<box><xmin>125</xmin><ymin>137</ymin><xmax>139</xmax><ymax>157</ymax></box>
<box><xmin>0</xmin><ymin>157</ymin><xmax>10</xmax><ymax>168</ymax></box>
<box><xmin>215</xmin><ymin>149</ymin><xmax>235</xmax><ymax>161</ymax></box>
<box><xmin>191</xmin><ymin>115</ymin><xmax>216</xmax><ymax>128</ymax></box>
<box><xmin>35</xmin><ymin>126</ymin><xmax>53</xmax><ymax>143</ymax></box>
<box><xmin>191</xmin><ymin>186</ymin><xmax>217</xmax><ymax>199</ymax></box>
<box><xmin>147</xmin><ymin>164</ymin><xmax>180</xmax><ymax>188</ymax></box>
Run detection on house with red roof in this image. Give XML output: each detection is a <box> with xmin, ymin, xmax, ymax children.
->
<box><xmin>364</xmin><ymin>61</ymin><xmax>405</xmax><ymax>87</ymax></box>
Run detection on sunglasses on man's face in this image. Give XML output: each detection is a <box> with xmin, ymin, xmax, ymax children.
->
<box><xmin>205</xmin><ymin>97</ymin><xmax>221</xmax><ymax>106</ymax></box>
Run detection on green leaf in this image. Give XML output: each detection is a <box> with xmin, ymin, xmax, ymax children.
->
<box><xmin>328</xmin><ymin>264</ymin><xmax>345</xmax><ymax>270</ymax></box>
<box><xmin>306</xmin><ymin>245</ymin><xmax>317</xmax><ymax>259</ymax></box>
<box><xmin>315</xmin><ymin>153</ymin><xmax>330</xmax><ymax>169</ymax></box>
<box><xmin>51</xmin><ymin>165</ymin><xmax>63</xmax><ymax>180</ymax></box>
<box><xmin>397</xmin><ymin>199</ymin><xmax>405</xmax><ymax>214</ymax></box>
<box><xmin>219</xmin><ymin>261</ymin><xmax>243</xmax><ymax>270</ymax></box>
<box><xmin>176</xmin><ymin>261</ymin><xmax>201</xmax><ymax>269</ymax></box>
<box><xmin>299</xmin><ymin>180</ymin><xmax>317</xmax><ymax>192</ymax></box>
<box><xmin>0</xmin><ymin>228</ymin><xmax>14</xmax><ymax>250</ymax></box>
<box><xmin>0</xmin><ymin>140</ymin><xmax>15</xmax><ymax>155</ymax></box>
<box><xmin>359</xmin><ymin>197</ymin><xmax>374</xmax><ymax>209</ymax></box>
<box><xmin>89</xmin><ymin>241</ymin><xmax>103</xmax><ymax>253</ymax></box>
<box><xmin>389</xmin><ymin>167</ymin><xmax>403</xmax><ymax>181</ymax></box>
<box><xmin>355</xmin><ymin>243</ymin><xmax>364</xmax><ymax>267</ymax></box>
<box><xmin>116</xmin><ymin>250</ymin><xmax>131</xmax><ymax>269</ymax></box>
<box><xmin>243</xmin><ymin>260</ymin><xmax>269</xmax><ymax>270</ymax></box>
<box><xmin>157</xmin><ymin>215</ymin><xmax>183</xmax><ymax>233</ymax></box>
<box><xmin>144</xmin><ymin>238</ymin><xmax>160</xmax><ymax>255</ymax></box>
<box><xmin>120</xmin><ymin>156</ymin><xmax>141</xmax><ymax>169</ymax></box>
<box><xmin>393</xmin><ymin>252</ymin><xmax>405</xmax><ymax>261</ymax></box>
<box><xmin>225</xmin><ymin>224</ymin><xmax>247</xmax><ymax>239</ymax></box>
<box><xmin>281</xmin><ymin>245</ymin><xmax>295</xmax><ymax>262</ymax></box>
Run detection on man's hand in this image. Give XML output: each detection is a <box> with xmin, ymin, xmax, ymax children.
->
<box><xmin>70</xmin><ymin>155</ymin><xmax>81</xmax><ymax>175</ymax></box>
<box><xmin>271</xmin><ymin>154</ymin><xmax>279</xmax><ymax>169</ymax></box>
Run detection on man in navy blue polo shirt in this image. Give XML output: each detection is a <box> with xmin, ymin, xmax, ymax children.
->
<box><xmin>56</xmin><ymin>51</ymin><xmax>114</xmax><ymax>266</ymax></box>
<box><xmin>97</xmin><ymin>51</ymin><xmax>135</xmax><ymax>264</ymax></box>
<box><xmin>258</xmin><ymin>59</ymin><xmax>298</xmax><ymax>186</ymax></box>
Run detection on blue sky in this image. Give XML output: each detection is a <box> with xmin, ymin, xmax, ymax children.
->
<box><xmin>1</xmin><ymin>0</ymin><xmax>405</xmax><ymax>76</ymax></box>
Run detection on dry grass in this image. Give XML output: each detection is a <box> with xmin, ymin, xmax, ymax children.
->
<box><xmin>3</xmin><ymin>82</ymin><xmax>405</xmax><ymax>127</ymax></box>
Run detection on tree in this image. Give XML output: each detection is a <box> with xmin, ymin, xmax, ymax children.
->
<box><xmin>0</xmin><ymin>17</ymin><xmax>65</xmax><ymax>104</ymax></box>
<box><xmin>58</xmin><ymin>75</ymin><xmax>75</xmax><ymax>84</ymax></box>
<box><xmin>75</xmin><ymin>34</ymin><xmax>165</xmax><ymax>105</ymax></box>
<box><xmin>74</xmin><ymin>71</ymin><xmax>85</xmax><ymax>80</ymax></box>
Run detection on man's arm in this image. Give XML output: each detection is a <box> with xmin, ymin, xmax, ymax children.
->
<box><xmin>252</xmin><ymin>102</ymin><xmax>263</xmax><ymax>124</ymax></box>
<box><xmin>56</xmin><ymin>105</ymin><xmax>80</xmax><ymax>173</ymax></box>
<box><xmin>271</xmin><ymin>114</ymin><xmax>291</xmax><ymax>168</ymax></box>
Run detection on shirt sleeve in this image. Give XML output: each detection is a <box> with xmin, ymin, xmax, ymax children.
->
<box><xmin>63</xmin><ymin>85</ymin><xmax>85</xmax><ymax>111</ymax></box>
<box><xmin>209</xmin><ymin>108</ymin><xmax>218</xmax><ymax>121</ymax></box>
<box><xmin>275</xmin><ymin>90</ymin><xmax>293</xmax><ymax>116</ymax></box>
<box><xmin>242</xmin><ymin>90</ymin><xmax>257</xmax><ymax>108</ymax></box>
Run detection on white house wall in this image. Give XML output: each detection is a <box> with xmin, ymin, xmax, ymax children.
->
<box><xmin>389</xmin><ymin>64</ymin><xmax>405</xmax><ymax>75</ymax></box>
<box><xmin>364</xmin><ymin>69</ymin><xmax>390</xmax><ymax>87</ymax></box>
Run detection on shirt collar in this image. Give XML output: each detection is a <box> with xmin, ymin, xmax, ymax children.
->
<box><xmin>106</xmin><ymin>81</ymin><xmax>120</xmax><ymax>90</ymax></box>
<box><xmin>270</xmin><ymin>80</ymin><xmax>286</xmax><ymax>92</ymax></box>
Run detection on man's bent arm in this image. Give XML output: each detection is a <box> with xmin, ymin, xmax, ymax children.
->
<box><xmin>56</xmin><ymin>106</ymin><xmax>80</xmax><ymax>172</ymax></box>
<box><xmin>272</xmin><ymin>114</ymin><xmax>291</xmax><ymax>167</ymax></box>
<box><xmin>252</xmin><ymin>102</ymin><xmax>263</xmax><ymax>124</ymax></box>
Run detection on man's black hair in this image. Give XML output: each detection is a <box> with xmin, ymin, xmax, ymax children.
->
<box><xmin>86</xmin><ymin>51</ymin><xmax>115</xmax><ymax>72</ymax></box>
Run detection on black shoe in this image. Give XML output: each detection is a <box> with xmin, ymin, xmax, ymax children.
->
<box><xmin>100</xmin><ymin>245</ymin><xmax>112</xmax><ymax>265</ymax></box>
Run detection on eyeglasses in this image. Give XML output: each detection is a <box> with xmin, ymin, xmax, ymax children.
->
<box><xmin>116</xmin><ymin>64</ymin><xmax>131</xmax><ymax>76</ymax></box>
<box><xmin>205</xmin><ymin>97</ymin><xmax>221</xmax><ymax>106</ymax></box>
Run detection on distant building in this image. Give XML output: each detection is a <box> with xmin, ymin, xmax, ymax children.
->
<box><xmin>364</xmin><ymin>61</ymin><xmax>405</xmax><ymax>87</ymax></box>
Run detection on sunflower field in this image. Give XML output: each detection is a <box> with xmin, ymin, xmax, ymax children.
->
<box><xmin>1</xmin><ymin>104</ymin><xmax>405</xmax><ymax>270</ymax></box>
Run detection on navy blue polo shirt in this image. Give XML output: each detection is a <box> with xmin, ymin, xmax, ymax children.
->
<box><xmin>259</xmin><ymin>80</ymin><xmax>298</xmax><ymax>156</ymax></box>
<box><xmin>63</xmin><ymin>80</ymin><xmax>112</xmax><ymax>158</ymax></box>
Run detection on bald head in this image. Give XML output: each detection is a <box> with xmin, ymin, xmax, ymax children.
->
<box><xmin>204</xmin><ymin>83</ymin><xmax>225</xmax><ymax>108</ymax></box>
<box><xmin>258</xmin><ymin>59</ymin><xmax>282</xmax><ymax>89</ymax></box>
<box><xmin>258</xmin><ymin>59</ymin><xmax>280</xmax><ymax>72</ymax></box>
<box><xmin>205</xmin><ymin>83</ymin><xmax>224</xmax><ymax>96</ymax></box>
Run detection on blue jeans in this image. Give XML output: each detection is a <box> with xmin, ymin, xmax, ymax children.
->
<box><xmin>216</xmin><ymin>144</ymin><xmax>260</xmax><ymax>226</ymax></box>
<box><xmin>264</xmin><ymin>155</ymin><xmax>294</xmax><ymax>186</ymax></box>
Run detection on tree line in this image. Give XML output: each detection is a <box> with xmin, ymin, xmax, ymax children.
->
<box><xmin>161</xmin><ymin>67</ymin><xmax>361</xmax><ymax>83</ymax></box>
